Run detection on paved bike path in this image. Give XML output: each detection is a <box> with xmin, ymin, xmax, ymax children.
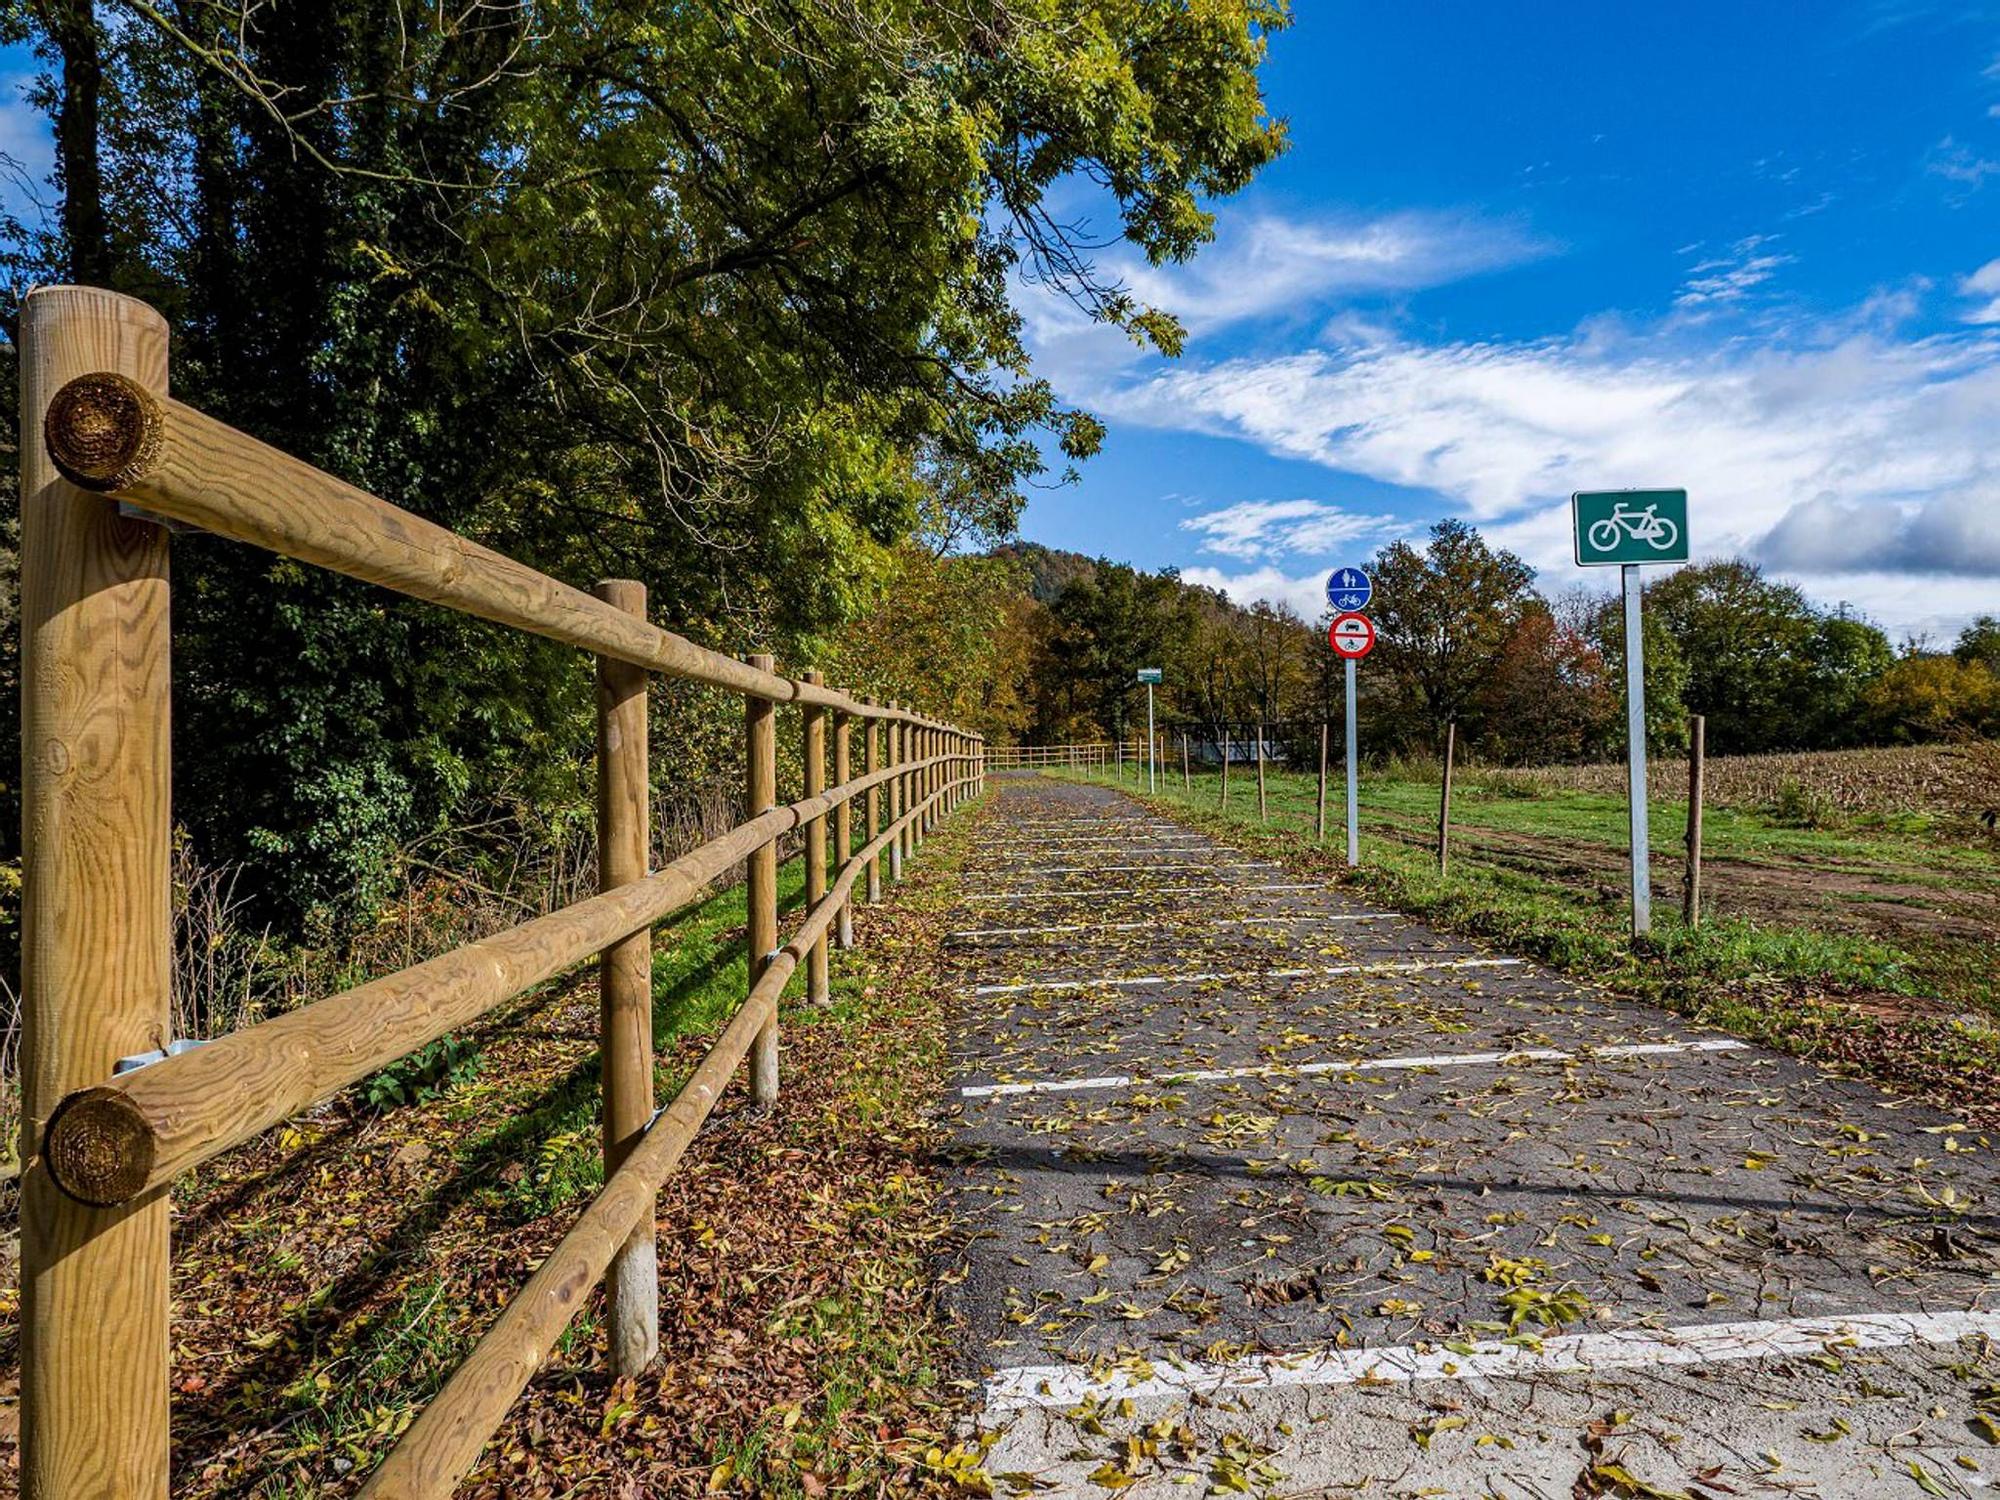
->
<box><xmin>940</xmin><ymin>777</ymin><xmax>2000</xmax><ymax>1498</ymax></box>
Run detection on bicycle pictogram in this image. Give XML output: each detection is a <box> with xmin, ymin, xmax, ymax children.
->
<box><xmin>1587</xmin><ymin>501</ymin><xmax>1680</xmax><ymax>554</ymax></box>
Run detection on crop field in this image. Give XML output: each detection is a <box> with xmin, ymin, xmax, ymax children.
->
<box><xmin>1052</xmin><ymin>741</ymin><xmax>2000</xmax><ymax>1116</ymax></box>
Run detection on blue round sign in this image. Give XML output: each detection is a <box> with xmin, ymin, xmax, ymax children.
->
<box><xmin>1325</xmin><ymin>566</ymin><xmax>1373</xmax><ymax>614</ymax></box>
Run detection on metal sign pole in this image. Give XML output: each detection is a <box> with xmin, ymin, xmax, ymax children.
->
<box><xmin>1622</xmin><ymin>562</ymin><xmax>1651</xmax><ymax>935</ymax></box>
<box><xmin>1344</xmin><ymin>656</ymin><xmax>1359</xmax><ymax>866</ymax></box>
<box><xmin>1146</xmin><ymin>682</ymin><xmax>1155</xmax><ymax>793</ymax></box>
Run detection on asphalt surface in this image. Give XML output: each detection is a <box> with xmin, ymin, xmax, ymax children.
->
<box><xmin>940</xmin><ymin>776</ymin><xmax>2000</xmax><ymax>1499</ymax></box>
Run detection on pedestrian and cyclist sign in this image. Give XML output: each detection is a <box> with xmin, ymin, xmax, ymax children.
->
<box><xmin>1325</xmin><ymin>566</ymin><xmax>1372</xmax><ymax>613</ymax></box>
<box><xmin>1572</xmin><ymin>489</ymin><xmax>1689</xmax><ymax>566</ymax></box>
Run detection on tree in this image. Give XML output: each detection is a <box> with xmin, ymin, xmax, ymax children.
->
<box><xmin>1862</xmin><ymin>656</ymin><xmax>2000</xmax><ymax>743</ymax></box>
<box><xmin>1368</xmin><ymin>520</ymin><xmax>1537</xmax><ymax>745</ymax></box>
<box><xmin>2</xmin><ymin>0</ymin><xmax>1290</xmax><ymax>934</ymax></box>
<box><xmin>1475</xmin><ymin>601</ymin><xmax>1616</xmax><ymax>764</ymax></box>
<box><xmin>1955</xmin><ymin>616</ymin><xmax>2000</xmax><ymax>676</ymax></box>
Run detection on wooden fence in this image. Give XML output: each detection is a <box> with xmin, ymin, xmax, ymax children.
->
<box><xmin>15</xmin><ymin>285</ymin><xmax>985</xmax><ymax>1499</ymax></box>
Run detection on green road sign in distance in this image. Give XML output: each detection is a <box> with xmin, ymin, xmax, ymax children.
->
<box><xmin>1572</xmin><ymin>489</ymin><xmax>1689</xmax><ymax>566</ymax></box>
<box><xmin>1136</xmin><ymin>667</ymin><xmax>1162</xmax><ymax>683</ymax></box>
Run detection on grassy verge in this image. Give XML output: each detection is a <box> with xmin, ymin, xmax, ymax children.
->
<box><xmin>1054</xmin><ymin>764</ymin><xmax>2000</xmax><ymax>1125</ymax></box>
<box><xmin>1</xmin><ymin>811</ymin><xmax>989</xmax><ymax>1497</ymax></box>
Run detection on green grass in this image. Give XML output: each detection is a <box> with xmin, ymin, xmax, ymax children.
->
<box><xmin>1052</xmin><ymin>762</ymin><xmax>2000</xmax><ymax>1091</ymax></box>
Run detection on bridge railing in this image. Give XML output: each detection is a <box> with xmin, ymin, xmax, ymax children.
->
<box><xmin>15</xmin><ymin>285</ymin><xmax>985</xmax><ymax>1499</ymax></box>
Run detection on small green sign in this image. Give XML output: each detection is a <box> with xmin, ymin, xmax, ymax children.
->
<box><xmin>1136</xmin><ymin>667</ymin><xmax>1162</xmax><ymax>684</ymax></box>
<box><xmin>1572</xmin><ymin>489</ymin><xmax>1689</xmax><ymax>567</ymax></box>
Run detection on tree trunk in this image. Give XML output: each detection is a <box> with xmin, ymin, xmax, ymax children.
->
<box><xmin>40</xmin><ymin>0</ymin><xmax>109</xmax><ymax>283</ymax></box>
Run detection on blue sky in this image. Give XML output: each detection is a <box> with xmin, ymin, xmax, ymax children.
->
<box><xmin>1013</xmin><ymin>0</ymin><xmax>2000</xmax><ymax>642</ymax></box>
<box><xmin>1</xmin><ymin>7</ymin><xmax>1993</xmax><ymax>639</ymax></box>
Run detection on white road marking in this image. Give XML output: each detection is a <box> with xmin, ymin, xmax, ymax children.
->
<box><xmin>958</xmin><ymin>1037</ymin><xmax>1746</xmax><ymax>1098</ymax></box>
<box><xmin>981</xmin><ymin>1307</ymin><xmax>2000</xmax><ymax>1412</ymax></box>
<box><xmin>970</xmin><ymin>955</ymin><xmax>1524</xmax><ymax>996</ymax></box>
<box><xmin>948</xmin><ymin>913</ymin><xmax>1396</xmax><ymax>940</ymax></box>
<box><xmin>964</xmin><ymin>882</ymin><xmax>1317</xmax><ymax>904</ymax></box>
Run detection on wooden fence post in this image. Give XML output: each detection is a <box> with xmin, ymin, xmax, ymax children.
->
<box><xmin>1439</xmin><ymin>721</ymin><xmax>1456</xmax><ymax>876</ymax></box>
<box><xmin>746</xmin><ymin>656</ymin><xmax>779</xmax><ymax>1103</ymax></box>
<box><xmin>802</xmin><ymin>670</ymin><xmax>829</xmax><ymax>1004</ymax></box>
<box><xmin>1181</xmin><ymin>733</ymin><xmax>1190</xmax><ymax>790</ymax></box>
<box><xmin>1316</xmin><ymin>721</ymin><xmax>1329</xmax><ymax>842</ymax></box>
<box><xmin>913</xmin><ymin>723</ymin><xmax>926</xmax><ymax>848</ymax></box>
<box><xmin>888</xmin><ymin>704</ymin><xmax>905</xmax><ymax>881</ymax></box>
<box><xmin>1220</xmin><ymin>724</ymin><xmax>1230</xmax><ymax>807</ymax></box>
<box><xmin>19</xmin><ymin>285</ymin><xmax>175</xmax><ymax>1500</ymax></box>
<box><xmin>1256</xmin><ymin>724</ymin><xmax>1267</xmax><ymax>821</ymax></box>
<box><xmin>864</xmin><ymin>700</ymin><xmax>883</xmax><ymax>902</ymax></box>
<box><xmin>593</xmin><ymin>579</ymin><xmax>658</xmax><ymax>1375</ymax></box>
<box><xmin>834</xmin><ymin>704</ymin><xmax>854</xmax><ymax>949</ymax></box>
<box><xmin>1684</xmin><ymin>714</ymin><xmax>1705</xmax><ymax>927</ymax></box>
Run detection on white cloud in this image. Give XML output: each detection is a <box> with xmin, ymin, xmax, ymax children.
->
<box><xmin>1927</xmin><ymin>135</ymin><xmax>2000</xmax><ymax>193</ymax></box>
<box><xmin>1676</xmin><ymin>236</ymin><xmax>1795</xmax><ymax>308</ymax></box>
<box><xmin>1961</xmin><ymin>256</ymin><xmax>2000</xmax><ymax>324</ymax></box>
<box><xmin>1117</xmin><ymin>209</ymin><xmax>1552</xmax><ymax>334</ymax></box>
<box><xmin>1089</xmin><ymin>308</ymin><xmax>2000</xmax><ymax>633</ymax></box>
<box><xmin>1179</xmin><ymin>564</ymin><xmax>1336</xmax><ymax>624</ymax></box>
<box><xmin>1179</xmin><ymin>498</ymin><xmax>1399</xmax><ymax>561</ymax></box>
<box><xmin>1012</xmin><ymin>205</ymin><xmax>1551</xmax><ymax>392</ymax></box>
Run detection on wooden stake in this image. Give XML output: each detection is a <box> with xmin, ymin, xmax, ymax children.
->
<box><xmin>1221</xmin><ymin>725</ymin><xmax>1230</xmax><ymax>807</ymax></box>
<box><xmin>1439</xmin><ymin>721</ymin><xmax>1456</xmax><ymax>876</ymax></box>
<box><xmin>19</xmin><ymin>285</ymin><xmax>174</xmax><ymax>1500</ymax></box>
<box><xmin>1256</xmin><ymin>725</ymin><xmax>1267</xmax><ymax>821</ymax></box>
<box><xmin>593</xmin><ymin>579</ymin><xmax>657</xmax><ymax>1375</ymax></box>
<box><xmin>1684</xmin><ymin>714</ymin><xmax>1705</xmax><ymax>927</ymax></box>
<box><xmin>863</xmin><ymin>699</ymin><xmax>882</xmax><ymax>902</ymax></box>
<box><xmin>746</xmin><ymin>654</ymin><xmax>778</xmax><ymax>1103</ymax></box>
<box><xmin>888</xmin><ymin>704</ymin><xmax>905</xmax><ymax>881</ymax></box>
<box><xmin>834</xmin><ymin>707</ymin><xmax>854</xmax><ymax>948</ymax></box>
<box><xmin>1316</xmin><ymin>722</ymin><xmax>1329</xmax><ymax>842</ymax></box>
<box><xmin>1180</xmin><ymin>733</ymin><xmax>1190</xmax><ymax>790</ymax></box>
<box><xmin>802</xmin><ymin>671</ymin><xmax>829</xmax><ymax>1004</ymax></box>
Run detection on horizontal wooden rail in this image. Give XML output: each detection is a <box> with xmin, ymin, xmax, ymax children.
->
<box><xmin>41</xmin><ymin>753</ymin><xmax>957</xmax><ymax>1207</ymax></box>
<box><xmin>357</xmin><ymin>768</ymin><xmax>974</xmax><ymax>1499</ymax></box>
<box><xmin>40</xmin><ymin>373</ymin><xmax>953</xmax><ymax>725</ymax></box>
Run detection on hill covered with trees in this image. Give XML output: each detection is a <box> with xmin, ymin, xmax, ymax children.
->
<box><xmin>910</xmin><ymin>525</ymin><xmax>2000</xmax><ymax>761</ymax></box>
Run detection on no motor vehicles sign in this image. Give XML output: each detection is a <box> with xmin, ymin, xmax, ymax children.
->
<box><xmin>1328</xmin><ymin>612</ymin><xmax>1375</xmax><ymax>660</ymax></box>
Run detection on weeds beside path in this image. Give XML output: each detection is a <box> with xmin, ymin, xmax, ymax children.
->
<box><xmin>0</xmin><ymin>804</ymin><xmax>992</xmax><ymax>1498</ymax></box>
<box><xmin>1054</xmin><ymin>763</ymin><xmax>2000</xmax><ymax>1128</ymax></box>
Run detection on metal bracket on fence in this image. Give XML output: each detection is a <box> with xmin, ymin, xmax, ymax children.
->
<box><xmin>763</xmin><ymin>947</ymin><xmax>784</xmax><ymax>967</ymax></box>
<box><xmin>117</xmin><ymin>499</ymin><xmax>195</xmax><ymax>534</ymax></box>
<box><xmin>114</xmin><ymin>1037</ymin><xmax>210</xmax><ymax>1075</ymax></box>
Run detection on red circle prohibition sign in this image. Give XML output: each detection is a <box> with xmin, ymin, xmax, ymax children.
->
<box><xmin>1328</xmin><ymin>612</ymin><xmax>1376</xmax><ymax>660</ymax></box>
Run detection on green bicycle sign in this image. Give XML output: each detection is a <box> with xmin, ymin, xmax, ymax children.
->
<box><xmin>1572</xmin><ymin>489</ymin><xmax>1689</xmax><ymax>566</ymax></box>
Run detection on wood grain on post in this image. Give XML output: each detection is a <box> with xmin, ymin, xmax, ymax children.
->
<box><xmin>863</xmin><ymin>700</ymin><xmax>882</xmax><ymax>902</ymax></box>
<box><xmin>593</xmin><ymin>579</ymin><xmax>657</xmax><ymax>1375</ymax></box>
<box><xmin>1220</xmin><ymin>725</ymin><xmax>1230</xmax><ymax>806</ymax></box>
<box><xmin>1439</xmin><ymin>721</ymin><xmax>1456</xmax><ymax>876</ymax></box>
<box><xmin>746</xmin><ymin>654</ymin><xmax>779</xmax><ymax>1102</ymax></box>
<box><xmin>1684</xmin><ymin>715</ymin><xmax>1706</xmax><ymax>927</ymax></box>
<box><xmin>834</xmin><ymin>706</ymin><xmax>854</xmax><ymax>948</ymax></box>
<box><xmin>19</xmin><ymin>285</ymin><xmax>174</xmax><ymax>1500</ymax></box>
<box><xmin>1316</xmin><ymin>722</ymin><xmax>1329</xmax><ymax>842</ymax></box>
<box><xmin>802</xmin><ymin>670</ymin><xmax>829</xmax><ymax>1004</ymax></box>
<box><xmin>887</xmin><ymin>709</ymin><xmax>904</xmax><ymax>881</ymax></box>
<box><xmin>892</xmin><ymin>706</ymin><xmax>909</xmax><ymax>874</ymax></box>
